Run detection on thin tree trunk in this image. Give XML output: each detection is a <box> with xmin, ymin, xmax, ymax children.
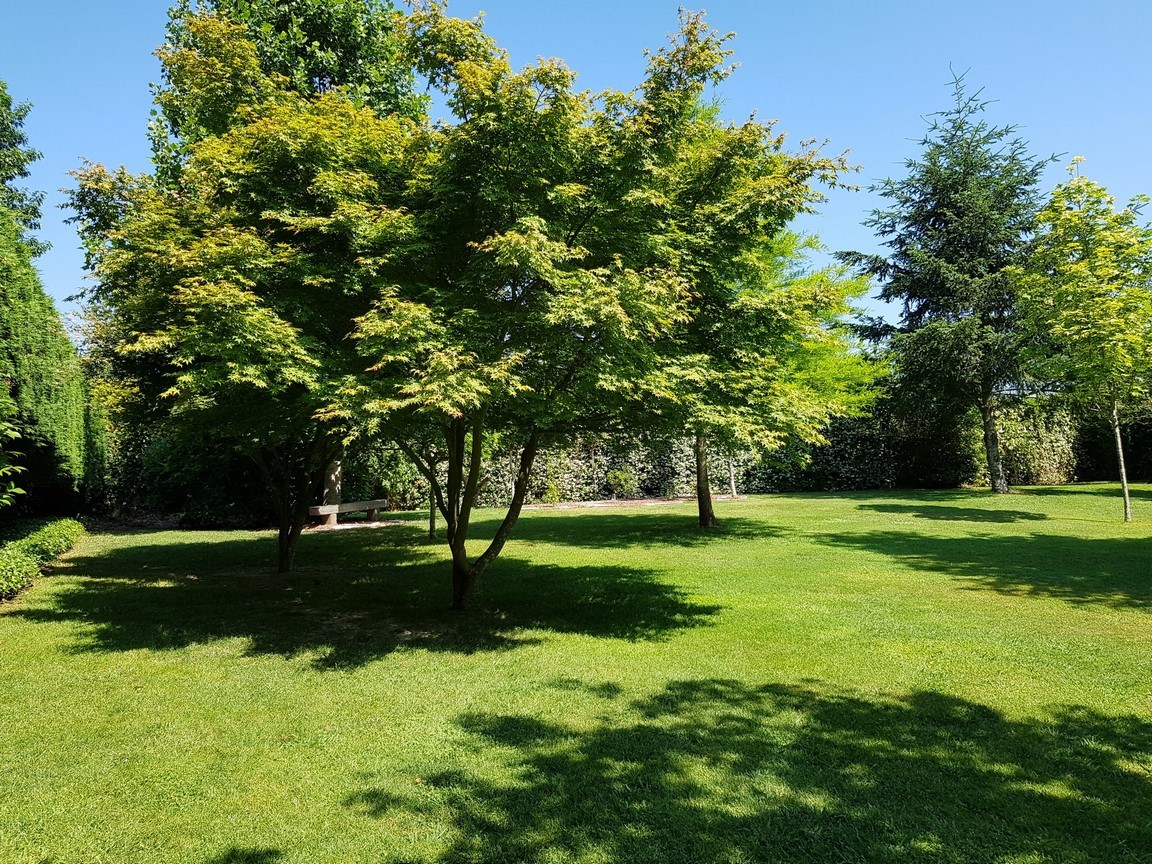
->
<box><xmin>695</xmin><ymin>430</ymin><xmax>717</xmax><ymax>527</ymax></box>
<box><xmin>321</xmin><ymin>458</ymin><xmax>342</xmax><ymax>527</ymax></box>
<box><xmin>276</xmin><ymin>517</ymin><xmax>296</xmax><ymax>573</ymax></box>
<box><xmin>980</xmin><ymin>396</ymin><xmax>1009</xmax><ymax>494</ymax></box>
<box><xmin>1111</xmin><ymin>400</ymin><xmax>1133</xmax><ymax>523</ymax></box>
<box><xmin>728</xmin><ymin>456</ymin><xmax>737</xmax><ymax>498</ymax></box>
<box><xmin>473</xmin><ymin>429</ymin><xmax>541</xmax><ymax>578</ymax></box>
<box><xmin>429</xmin><ymin>486</ymin><xmax>437</xmax><ymax>540</ymax></box>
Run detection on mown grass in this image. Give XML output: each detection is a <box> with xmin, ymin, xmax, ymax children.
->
<box><xmin>1</xmin><ymin>485</ymin><xmax>1149</xmax><ymax>863</ymax></box>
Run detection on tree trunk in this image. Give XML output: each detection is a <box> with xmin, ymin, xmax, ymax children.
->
<box><xmin>1111</xmin><ymin>400</ymin><xmax>1133</xmax><ymax>523</ymax></box>
<box><xmin>321</xmin><ymin>458</ymin><xmax>342</xmax><ymax>527</ymax></box>
<box><xmin>450</xmin><ymin>554</ymin><xmax>474</xmax><ymax>611</ymax></box>
<box><xmin>472</xmin><ymin>431</ymin><xmax>541</xmax><ymax>578</ymax></box>
<box><xmin>728</xmin><ymin>456</ymin><xmax>738</xmax><ymax>498</ymax></box>
<box><xmin>276</xmin><ymin>518</ymin><xmax>296</xmax><ymax>573</ymax></box>
<box><xmin>250</xmin><ymin>430</ymin><xmax>338</xmax><ymax>574</ymax></box>
<box><xmin>695</xmin><ymin>430</ymin><xmax>717</xmax><ymax>527</ymax></box>
<box><xmin>429</xmin><ymin>486</ymin><xmax>437</xmax><ymax>540</ymax></box>
<box><xmin>401</xmin><ymin>422</ymin><xmax>539</xmax><ymax>609</ymax></box>
<box><xmin>980</xmin><ymin>397</ymin><xmax>1009</xmax><ymax>494</ymax></box>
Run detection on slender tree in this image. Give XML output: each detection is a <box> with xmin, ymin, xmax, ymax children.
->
<box><xmin>663</xmin><ymin>232</ymin><xmax>875</xmax><ymax>527</ymax></box>
<box><xmin>840</xmin><ymin>77</ymin><xmax>1052</xmax><ymax>493</ymax></box>
<box><xmin>1016</xmin><ymin>159</ymin><xmax>1152</xmax><ymax>522</ymax></box>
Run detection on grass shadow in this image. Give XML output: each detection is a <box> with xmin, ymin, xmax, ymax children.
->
<box><xmin>5</xmin><ymin>524</ymin><xmax>718</xmax><ymax>668</ymax></box>
<box><xmin>1021</xmin><ymin>484</ymin><xmax>1152</xmax><ymax>501</ymax></box>
<box><xmin>503</xmin><ymin>512</ymin><xmax>776</xmax><ymax>548</ymax></box>
<box><xmin>857</xmin><ymin>503</ymin><xmax>1049</xmax><ymax>523</ymax></box>
<box><xmin>820</xmin><ymin>530</ymin><xmax>1152</xmax><ymax>609</ymax></box>
<box><xmin>202</xmin><ymin>850</ymin><xmax>283</xmax><ymax>864</ymax></box>
<box><xmin>345</xmin><ymin>678</ymin><xmax>1151</xmax><ymax>863</ymax></box>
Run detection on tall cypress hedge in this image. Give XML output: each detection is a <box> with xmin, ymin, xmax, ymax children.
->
<box><xmin>0</xmin><ymin>81</ymin><xmax>89</xmax><ymax>512</ymax></box>
<box><xmin>0</xmin><ymin>209</ymin><xmax>88</xmax><ymax>510</ymax></box>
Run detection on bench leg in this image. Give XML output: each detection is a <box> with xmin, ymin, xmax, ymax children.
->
<box><xmin>366</xmin><ymin>508</ymin><xmax>379</xmax><ymax>521</ymax></box>
<box><xmin>321</xmin><ymin>513</ymin><xmax>338</xmax><ymax>528</ymax></box>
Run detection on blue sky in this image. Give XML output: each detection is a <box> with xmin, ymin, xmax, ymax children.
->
<box><xmin>3</xmin><ymin>0</ymin><xmax>1151</xmax><ymax>318</ymax></box>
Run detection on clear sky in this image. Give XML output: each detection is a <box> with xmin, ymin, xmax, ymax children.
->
<box><xmin>3</xmin><ymin>0</ymin><xmax>1151</xmax><ymax>318</ymax></box>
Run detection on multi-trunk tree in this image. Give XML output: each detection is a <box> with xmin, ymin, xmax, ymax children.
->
<box><xmin>339</xmin><ymin>7</ymin><xmax>861</xmax><ymax>604</ymax></box>
<box><xmin>1016</xmin><ymin>159</ymin><xmax>1152</xmax><ymax>522</ymax></box>
<box><xmin>71</xmin><ymin>9</ymin><xmax>417</xmax><ymax>568</ymax></box>
<box><xmin>841</xmin><ymin>77</ymin><xmax>1051</xmax><ymax>493</ymax></box>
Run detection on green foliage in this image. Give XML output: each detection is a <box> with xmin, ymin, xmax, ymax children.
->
<box><xmin>0</xmin><ymin>390</ymin><xmax>25</xmax><ymax>508</ymax></box>
<box><xmin>1017</xmin><ymin>161</ymin><xmax>1152</xmax><ymax>415</ymax></box>
<box><xmin>1016</xmin><ymin>161</ymin><xmax>1152</xmax><ymax>518</ymax></box>
<box><xmin>0</xmin><ymin>79</ymin><xmax>44</xmax><ymax>242</ymax></box>
<box><xmin>79</xmin><ymin>6</ymin><xmax>861</xmax><ymax>587</ymax></box>
<box><xmin>744</xmin><ymin>395</ymin><xmax>983</xmax><ymax>492</ymax></box>
<box><xmin>605</xmin><ymin>467</ymin><xmax>640</xmax><ymax>499</ymax></box>
<box><xmin>70</xmin><ymin>12</ymin><xmax>425</xmax><ymax>562</ymax></box>
<box><xmin>0</xmin><ymin>82</ymin><xmax>89</xmax><ymax>511</ymax></box>
<box><xmin>339</xmin><ymin>7</ymin><xmax>860</xmax><ymax>592</ymax></box>
<box><xmin>0</xmin><ymin>545</ymin><xmax>37</xmax><ymax>600</ymax></box>
<box><xmin>0</xmin><ymin>210</ymin><xmax>89</xmax><ymax>508</ymax></box>
<box><xmin>0</xmin><ymin>516</ymin><xmax>84</xmax><ymax>599</ymax></box>
<box><xmin>153</xmin><ymin>1</ymin><xmax>420</xmax><ymax>184</ymax></box>
<box><xmin>663</xmin><ymin>230</ymin><xmax>876</xmax><ymax>457</ymax></box>
<box><xmin>342</xmin><ymin>443</ymin><xmax>428</xmax><ymax>512</ymax></box>
<box><xmin>998</xmin><ymin>399</ymin><xmax>1077</xmax><ymax>486</ymax></box>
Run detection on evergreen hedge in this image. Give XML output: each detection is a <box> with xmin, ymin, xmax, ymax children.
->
<box><xmin>0</xmin><ymin>209</ymin><xmax>89</xmax><ymax>511</ymax></box>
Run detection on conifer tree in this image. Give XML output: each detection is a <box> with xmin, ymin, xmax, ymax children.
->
<box><xmin>841</xmin><ymin>78</ymin><xmax>1051</xmax><ymax>493</ymax></box>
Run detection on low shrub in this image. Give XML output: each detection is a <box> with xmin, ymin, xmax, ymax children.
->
<box><xmin>0</xmin><ymin>546</ymin><xmax>39</xmax><ymax>599</ymax></box>
<box><xmin>0</xmin><ymin>517</ymin><xmax>85</xmax><ymax>600</ymax></box>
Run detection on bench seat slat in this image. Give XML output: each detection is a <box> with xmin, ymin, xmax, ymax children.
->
<box><xmin>308</xmin><ymin>499</ymin><xmax>390</xmax><ymax>516</ymax></box>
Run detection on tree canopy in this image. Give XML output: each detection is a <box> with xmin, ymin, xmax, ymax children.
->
<box><xmin>72</xmin><ymin>4</ymin><xmax>866</xmax><ymax>603</ymax></box>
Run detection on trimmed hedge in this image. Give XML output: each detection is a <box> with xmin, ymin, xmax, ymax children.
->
<box><xmin>0</xmin><ymin>517</ymin><xmax>85</xmax><ymax>600</ymax></box>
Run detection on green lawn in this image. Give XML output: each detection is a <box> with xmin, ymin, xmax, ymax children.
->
<box><xmin>1</xmin><ymin>486</ymin><xmax>1149</xmax><ymax>864</ymax></box>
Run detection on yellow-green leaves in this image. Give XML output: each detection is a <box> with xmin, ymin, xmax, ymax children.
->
<box><xmin>155</xmin><ymin>13</ymin><xmax>271</xmax><ymax>146</ymax></box>
<box><xmin>1017</xmin><ymin>164</ymin><xmax>1152</xmax><ymax>412</ymax></box>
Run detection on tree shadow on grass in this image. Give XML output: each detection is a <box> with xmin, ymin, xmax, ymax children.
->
<box><xmin>1020</xmin><ymin>484</ymin><xmax>1152</xmax><ymax>501</ymax></box>
<box><xmin>202</xmin><ymin>850</ymin><xmax>282</xmax><ymax>864</ymax></box>
<box><xmin>857</xmin><ymin>503</ymin><xmax>1049</xmax><ymax>523</ymax></box>
<box><xmin>500</xmin><ymin>512</ymin><xmax>775</xmax><ymax>548</ymax></box>
<box><xmin>5</xmin><ymin>524</ymin><xmax>718</xmax><ymax>669</ymax></box>
<box><xmin>345</xmin><ymin>678</ymin><xmax>1152</xmax><ymax>863</ymax></box>
<box><xmin>820</xmin><ymin>530</ymin><xmax>1152</xmax><ymax>610</ymax></box>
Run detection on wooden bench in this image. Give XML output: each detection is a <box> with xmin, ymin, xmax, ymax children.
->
<box><xmin>308</xmin><ymin>499</ymin><xmax>391</xmax><ymax>527</ymax></box>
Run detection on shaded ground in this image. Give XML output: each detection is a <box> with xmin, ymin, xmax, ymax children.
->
<box><xmin>347</xmin><ymin>678</ymin><xmax>1151</xmax><ymax>864</ymax></box>
<box><xmin>0</xmin><ymin>485</ymin><xmax>1148</xmax><ymax>863</ymax></box>
<box><xmin>15</xmin><ymin>524</ymin><xmax>721</xmax><ymax>668</ymax></box>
